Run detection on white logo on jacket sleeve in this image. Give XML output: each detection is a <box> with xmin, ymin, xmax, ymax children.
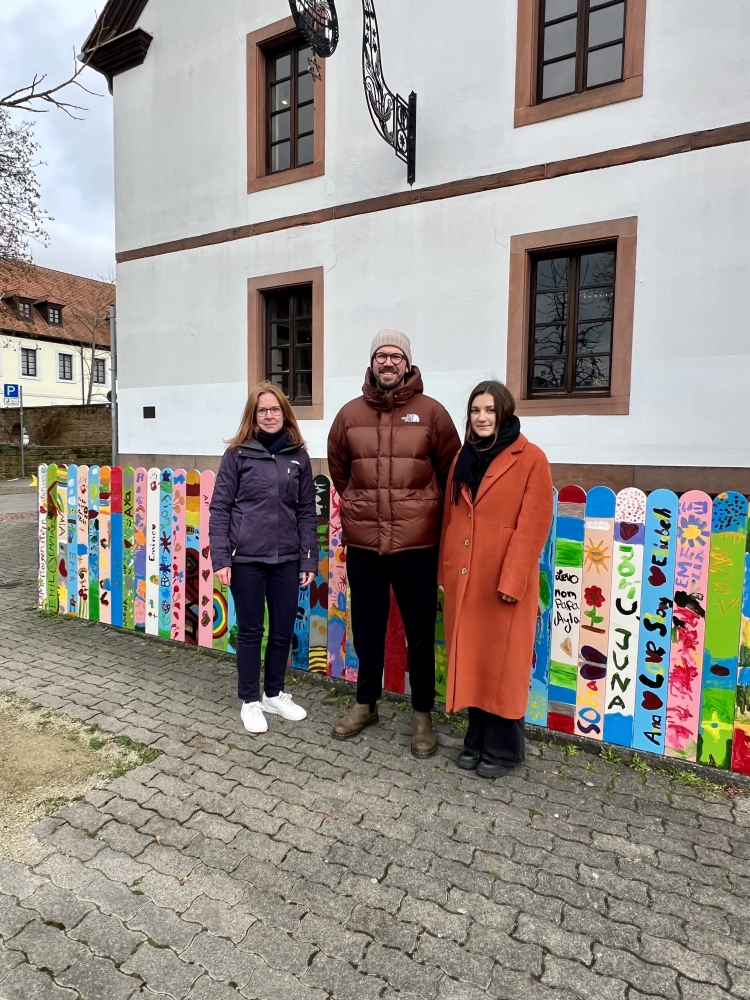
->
<box><xmin>402</xmin><ymin>414</ymin><xmax>420</xmax><ymax>423</ymax></box>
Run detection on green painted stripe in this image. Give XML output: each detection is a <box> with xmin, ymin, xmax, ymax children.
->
<box><xmin>551</xmin><ymin>660</ymin><xmax>577</xmax><ymax>689</ymax></box>
<box><xmin>556</xmin><ymin>539</ymin><xmax>584</xmax><ymax>568</ymax></box>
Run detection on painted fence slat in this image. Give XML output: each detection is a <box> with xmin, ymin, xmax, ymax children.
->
<box><xmin>37</xmin><ymin>466</ymin><xmax>750</xmax><ymax>777</ymax></box>
<box><xmin>526</xmin><ymin>490</ymin><xmax>557</xmax><ymax>727</ymax></box>
<box><xmin>632</xmin><ymin>490</ymin><xmax>679</xmax><ymax>754</ymax></box>
<box><xmin>88</xmin><ymin>467</ymin><xmax>100</xmax><ymax>624</ymax></box>
<box><xmin>575</xmin><ymin>487</ymin><xmax>616</xmax><ymax>740</ymax></box>
<box><xmin>549</xmin><ymin>485</ymin><xmax>586</xmax><ymax>734</ymax></box>
<box><xmin>665</xmin><ymin>491</ymin><xmax>713</xmax><ymax>761</ymax></box>
<box><xmin>603</xmin><ymin>488</ymin><xmax>646</xmax><ymax>746</ymax></box>
<box><xmin>698</xmin><ymin>492</ymin><xmax>748</xmax><ymax>768</ymax></box>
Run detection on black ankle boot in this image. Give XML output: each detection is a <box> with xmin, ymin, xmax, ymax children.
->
<box><xmin>456</xmin><ymin>749</ymin><xmax>481</xmax><ymax>770</ymax></box>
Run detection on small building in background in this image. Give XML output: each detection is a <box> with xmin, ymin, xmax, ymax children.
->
<box><xmin>0</xmin><ymin>263</ymin><xmax>113</xmax><ymax>408</ymax></box>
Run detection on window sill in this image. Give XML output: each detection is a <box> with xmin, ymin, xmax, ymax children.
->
<box><xmin>515</xmin><ymin>75</ymin><xmax>643</xmax><ymax>128</ymax></box>
<box><xmin>248</xmin><ymin>159</ymin><xmax>324</xmax><ymax>194</ymax></box>
<box><xmin>291</xmin><ymin>403</ymin><xmax>323</xmax><ymax>421</ymax></box>
<box><xmin>516</xmin><ymin>395</ymin><xmax>630</xmax><ymax>416</ymax></box>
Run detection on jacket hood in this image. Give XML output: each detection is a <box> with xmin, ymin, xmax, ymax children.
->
<box><xmin>362</xmin><ymin>365</ymin><xmax>424</xmax><ymax>412</ymax></box>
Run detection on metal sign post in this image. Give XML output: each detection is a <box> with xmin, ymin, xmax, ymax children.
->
<box><xmin>19</xmin><ymin>386</ymin><xmax>25</xmax><ymax>479</ymax></box>
<box><xmin>110</xmin><ymin>304</ymin><xmax>118</xmax><ymax>466</ymax></box>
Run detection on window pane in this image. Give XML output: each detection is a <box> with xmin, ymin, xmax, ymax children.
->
<box><xmin>575</xmin><ymin>355</ymin><xmax>611</xmax><ymax>389</ymax></box>
<box><xmin>268</xmin><ymin>295</ymin><xmax>289</xmax><ymax>321</ymax></box>
<box><xmin>545</xmin><ymin>0</ymin><xmax>578</xmax><ymax>21</ymax></box>
<box><xmin>542</xmin><ymin>57</ymin><xmax>576</xmax><ymax>99</ymax></box>
<box><xmin>577</xmin><ymin>321</ymin><xmax>612</xmax><ymax>355</ymax></box>
<box><xmin>295</xmin><ymin>371</ymin><xmax>313</xmax><ymax>400</ymax></box>
<box><xmin>535</xmin><ymin>291</ymin><xmax>568</xmax><ymax>323</ymax></box>
<box><xmin>271</xmin><ymin>81</ymin><xmax>291</xmax><ymax>111</ymax></box>
<box><xmin>297</xmin><ymin>103</ymin><xmax>314</xmax><ymax>136</ymax></box>
<box><xmin>534</xmin><ymin>326</ymin><xmax>567</xmax><ymax>357</ymax></box>
<box><xmin>270</xmin><ymin>372</ymin><xmax>289</xmax><ymax>395</ymax></box>
<box><xmin>578</xmin><ymin>286</ymin><xmax>613</xmax><ymax>320</ymax></box>
<box><xmin>271</xmin><ymin>110</ymin><xmax>291</xmax><ymax>142</ymax></box>
<box><xmin>586</xmin><ymin>42</ymin><xmax>623</xmax><ymax>87</ymax></box>
<box><xmin>544</xmin><ymin>18</ymin><xmax>578</xmax><ymax>60</ymax></box>
<box><xmin>533</xmin><ymin>360</ymin><xmax>565</xmax><ymax>389</ymax></box>
<box><xmin>296</xmin><ymin>345</ymin><xmax>313</xmax><ymax>371</ymax></box>
<box><xmin>536</xmin><ymin>257</ymin><xmax>568</xmax><ymax>290</ymax></box>
<box><xmin>274</xmin><ymin>54</ymin><xmax>291</xmax><ymax>81</ymax></box>
<box><xmin>271</xmin><ymin>142</ymin><xmax>291</xmax><ymax>172</ymax></box>
<box><xmin>297</xmin><ymin>46</ymin><xmax>313</xmax><ymax>72</ymax></box>
<box><xmin>296</xmin><ymin>322</ymin><xmax>312</xmax><ymax>346</ymax></box>
<box><xmin>579</xmin><ymin>251</ymin><xmax>615</xmax><ymax>286</ymax></box>
<box><xmin>270</xmin><ymin>323</ymin><xmax>290</xmax><ymax>347</ymax></box>
<box><xmin>298</xmin><ymin>72</ymin><xmax>314</xmax><ymax>104</ymax></box>
<box><xmin>297</xmin><ymin>134</ymin><xmax>314</xmax><ymax>166</ymax></box>
<box><xmin>588</xmin><ymin>2</ymin><xmax>625</xmax><ymax>47</ymax></box>
<box><xmin>270</xmin><ymin>347</ymin><xmax>289</xmax><ymax>373</ymax></box>
<box><xmin>296</xmin><ymin>290</ymin><xmax>312</xmax><ymax>319</ymax></box>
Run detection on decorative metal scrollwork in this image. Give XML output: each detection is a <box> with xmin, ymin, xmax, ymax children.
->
<box><xmin>362</xmin><ymin>0</ymin><xmax>417</xmax><ymax>185</ymax></box>
<box><xmin>288</xmin><ymin>0</ymin><xmax>339</xmax><ymax>58</ymax></box>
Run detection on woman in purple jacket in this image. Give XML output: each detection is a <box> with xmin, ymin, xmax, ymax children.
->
<box><xmin>209</xmin><ymin>382</ymin><xmax>318</xmax><ymax>734</ymax></box>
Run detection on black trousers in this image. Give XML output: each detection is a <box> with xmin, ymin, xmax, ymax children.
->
<box><xmin>230</xmin><ymin>560</ymin><xmax>299</xmax><ymax>703</ymax></box>
<box><xmin>346</xmin><ymin>546</ymin><xmax>438</xmax><ymax>713</ymax></box>
<box><xmin>464</xmin><ymin>708</ymin><xmax>526</xmax><ymax>766</ymax></box>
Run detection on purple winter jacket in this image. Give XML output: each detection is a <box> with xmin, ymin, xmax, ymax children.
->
<box><xmin>208</xmin><ymin>439</ymin><xmax>318</xmax><ymax>573</ymax></box>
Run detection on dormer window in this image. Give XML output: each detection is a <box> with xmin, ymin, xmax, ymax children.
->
<box><xmin>47</xmin><ymin>305</ymin><xmax>62</xmax><ymax>326</ymax></box>
<box><xmin>18</xmin><ymin>300</ymin><xmax>31</xmax><ymax>321</ymax></box>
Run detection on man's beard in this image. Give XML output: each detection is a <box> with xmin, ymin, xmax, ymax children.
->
<box><xmin>374</xmin><ymin>369</ymin><xmax>406</xmax><ymax>391</ymax></box>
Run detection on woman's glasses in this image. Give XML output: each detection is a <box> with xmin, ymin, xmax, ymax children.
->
<box><xmin>257</xmin><ymin>406</ymin><xmax>282</xmax><ymax>417</ymax></box>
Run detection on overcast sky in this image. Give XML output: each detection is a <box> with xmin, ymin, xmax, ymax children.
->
<box><xmin>0</xmin><ymin>0</ymin><xmax>115</xmax><ymax>279</ymax></box>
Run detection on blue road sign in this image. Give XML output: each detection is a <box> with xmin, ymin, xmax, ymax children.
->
<box><xmin>3</xmin><ymin>384</ymin><xmax>19</xmax><ymax>399</ymax></box>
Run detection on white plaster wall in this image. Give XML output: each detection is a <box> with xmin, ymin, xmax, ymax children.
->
<box><xmin>114</xmin><ymin>0</ymin><xmax>750</xmax><ymax>252</ymax></box>
<box><xmin>117</xmin><ymin>141</ymin><xmax>750</xmax><ymax>467</ymax></box>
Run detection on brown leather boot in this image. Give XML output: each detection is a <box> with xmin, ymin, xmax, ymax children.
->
<box><xmin>332</xmin><ymin>702</ymin><xmax>379</xmax><ymax>740</ymax></box>
<box><xmin>411</xmin><ymin>711</ymin><xmax>437</xmax><ymax>757</ymax></box>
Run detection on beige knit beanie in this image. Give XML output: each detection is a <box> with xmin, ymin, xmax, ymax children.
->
<box><xmin>370</xmin><ymin>329</ymin><xmax>412</xmax><ymax>369</ymax></box>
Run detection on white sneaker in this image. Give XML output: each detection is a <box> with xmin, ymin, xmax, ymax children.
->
<box><xmin>261</xmin><ymin>691</ymin><xmax>307</xmax><ymax>721</ymax></box>
<box><xmin>241</xmin><ymin>701</ymin><xmax>267</xmax><ymax>734</ymax></box>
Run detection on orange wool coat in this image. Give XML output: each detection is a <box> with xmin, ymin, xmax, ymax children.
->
<box><xmin>439</xmin><ymin>434</ymin><xmax>554</xmax><ymax>719</ymax></box>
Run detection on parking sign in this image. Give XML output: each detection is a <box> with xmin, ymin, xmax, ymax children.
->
<box><xmin>3</xmin><ymin>384</ymin><xmax>20</xmax><ymax>408</ymax></box>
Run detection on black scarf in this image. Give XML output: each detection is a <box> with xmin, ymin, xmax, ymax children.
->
<box><xmin>451</xmin><ymin>415</ymin><xmax>521</xmax><ymax>504</ymax></box>
<box><xmin>256</xmin><ymin>428</ymin><xmax>289</xmax><ymax>454</ymax></box>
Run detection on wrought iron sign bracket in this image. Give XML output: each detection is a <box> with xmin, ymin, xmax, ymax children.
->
<box><xmin>289</xmin><ymin>0</ymin><xmax>417</xmax><ymax>186</ymax></box>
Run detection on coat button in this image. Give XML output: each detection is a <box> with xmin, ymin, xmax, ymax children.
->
<box><xmin>465</xmin><ymin>540</ymin><xmax>470</xmax><ymax>546</ymax></box>
<box><xmin>462</xmin><ymin>568</ymin><xmax>467</xmax><ymax>575</ymax></box>
<box><xmin>468</xmin><ymin>513</ymin><xmax>472</xmax><ymax>518</ymax></box>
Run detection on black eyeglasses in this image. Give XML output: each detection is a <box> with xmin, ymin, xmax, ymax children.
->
<box><xmin>373</xmin><ymin>352</ymin><xmax>406</xmax><ymax>365</ymax></box>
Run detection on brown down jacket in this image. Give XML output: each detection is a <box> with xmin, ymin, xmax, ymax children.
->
<box><xmin>327</xmin><ymin>367</ymin><xmax>461</xmax><ymax>554</ymax></box>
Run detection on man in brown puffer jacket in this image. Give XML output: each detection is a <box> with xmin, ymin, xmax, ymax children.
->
<box><xmin>327</xmin><ymin>330</ymin><xmax>461</xmax><ymax>756</ymax></box>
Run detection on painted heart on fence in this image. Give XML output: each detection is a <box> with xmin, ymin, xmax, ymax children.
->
<box><xmin>641</xmin><ymin>690</ymin><xmax>664</xmax><ymax>710</ymax></box>
<box><xmin>201</xmin><ymin>569</ymin><xmax>210</xmax><ymax>581</ymax></box>
<box><xmin>561</xmin><ymin>637</ymin><xmax>573</xmax><ymax>658</ymax></box>
<box><xmin>648</xmin><ymin>565</ymin><xmax>666</xmax><ymax>587</ymax></box>
<box><xmin>620</xmin><ymin>522</ymin><xmax>639</xmax><ymax>541</ymax></box>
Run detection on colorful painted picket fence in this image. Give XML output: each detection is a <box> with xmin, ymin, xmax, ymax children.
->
<box><xmin>37</xmin><ymin>465</ymin><xmax>750</xmax><ymax>777</ymax></box>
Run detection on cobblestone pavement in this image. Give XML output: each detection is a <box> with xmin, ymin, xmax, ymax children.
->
<box><xmin>1</xmin><ymin>515</ymin><xmax>750</xmax><ymax>1000</ymax></box>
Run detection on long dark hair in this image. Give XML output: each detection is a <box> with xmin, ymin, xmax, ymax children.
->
<box><xmin>464</xmin><ymin>381</ymin><xmax>516</xmax><ymax>446</ymax></box>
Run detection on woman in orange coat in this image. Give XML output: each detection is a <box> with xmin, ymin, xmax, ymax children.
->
<box><xmin>440</xmin><ymin>381</ymin><xmax>553</xmax><ymax>778</ymax></box>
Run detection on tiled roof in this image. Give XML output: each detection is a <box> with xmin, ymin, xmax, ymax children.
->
<box><xmin>0</xmin><ymin>262</ymin><xmax>113</xmax><ymax>349</ymax></box>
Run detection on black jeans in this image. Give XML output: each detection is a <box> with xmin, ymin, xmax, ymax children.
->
<box><xmin>230</xmin><ymin>560</ymin><xmax>299</xmax><ymax>703</ymax></box>
<box><xmin>346</xmin><ymin>546</ymin><xmax>438</xmax><ymax>713</ymax></box>
<box><xmin>464</xmin><ymin>708</ymin><xmax>526</xmax><ymax>766</ymax></box>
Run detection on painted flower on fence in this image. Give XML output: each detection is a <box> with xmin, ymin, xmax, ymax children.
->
<box><xmin>584</xmin><ymin>585</ymin><xmax>605</xmax><ymax>608</ymax></box>
<box><xmin>679</xmin><ymin>514</ymin><xmax>710</xmax><ymax>548</ymax></box>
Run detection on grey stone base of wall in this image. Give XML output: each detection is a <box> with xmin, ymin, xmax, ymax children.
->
<box><xmin>120</xmin><ymin>455</ymin><xmax>750</xmax><ymax>495</ymax></box>
<box><xmin>1</xmin><ymin>445</ymin><xmax>112</xmax><ymax>480</ymax></box>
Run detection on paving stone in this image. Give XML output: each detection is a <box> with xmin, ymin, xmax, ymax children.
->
<box><xmin>245</xmin><ymin>962</ymin><xmax>328</xmax><ymax>1000</ymax></box>
<box><xmin>141</xmin><ymin>814</ymin><xmax>200</xmax><ymax>850</ymax></box>
<box><xmin>0</xmin><ymin>859</ymin><xmax>44</xmax><ymax>899</ymax></box>
<box><xmin>337</xmin><ymin>872</ymin><xmax>404</xmax><ymax>913</ymax></box>
<box><xmin>241</xmin><ymin>922</ymin><xmax>316</xmax><ymax>975</ymax></box>
<box><xmin>302</xmin><ymin>952</ymin><xmax>386</xmax><ymax>1000</ymax></box>
<box><xmin>70</xmin><ymin>909</ymin><xmax>145</xmax><ymax>964</ymax></box>
<box><xmin>594</xmin><ymin>944</ymin><xmax>680</xmax><ymax>999</ymax></box>
<box><xmin>181</xmin><ymin>895</ymin><xmax>256</xmax><ymax>942</ymax></box>
<box><xmin>639</xmin><ymin>934</ymin><xmax>730</xmax><ymax>987</ymax></box>
<box><xmin>102</xmin><ymin>796</ymin><xmax>154</xmax><ymax>830</ymax></box>
<box><xmin>0</xmin><ymin>962</ymin><xmax>78</xmax><ymax>999</ymax></box>
<box><xmin>121</xmin><ymin>942</ymin><xmax>202</xmax><ymax>998</ymax></box>
<box><xmin>56</xmin><ymin>951</ymin><xmax>142</xmax><ymax>999</ymax></box>
<box><xmin>385</xmin><ymin>863</ymin><xmax>450</xmax><ymax>904</ymax></box>
<box><xmin>240</xmin><ymin>888</ymin><xmax>306</xmax><ymax>933</ymax></box>
<box><xmin>398</xmin><ymin>894</ymin><xmax>469</xmax><ymax>941</ymax></box>
<box><xmin>78</xmin><ymin>873</ymin><xmax>146</xmax><ymax>921</ymax></box>
<box><xmin>55</xmin><ymin>802</ymin><xmax>110</xmax><ymax>835</ymax></box>
<box><xmin>0</xmin><ymin>892</ymin><xmax>36</xmax><ymax>939</ymax></box>
<box><xmin>561</xmin><ymin>903</ymin><xmax>641</xmax><ymax>951</ymax></box>
<box><xmin>138</xmin><ymin>842</ymin><xmax>201</xmax><ymax>879</ymax></box>
<box><xmin>182</xmin><ymin>930</ymin><xmax>260</xmax><ymax>987</ymax></box>
<box><xmin>487</xmin><ymin>966</ymin><xmax>580</xmax><ymax>1000</ymax></box>
<box><xmin>293</xmin><ymin>911</ymin><xmax>370</xmax><ymax>963</ymax></box>
<box><xmin>361</xmin><ymin>941</ymin><xmax>442</xmax><ymax>996</ymax></box>
<box><xmin>445</xmin><ymin>887</ymin><xmax>516</xmax><ymax>932</ymax></box>
<box><xmin>541</xmin><ymin>954</ymin><xmax>628</xmax><ymax>1000</ymax></box>
<box><xmin>20</xmin><ymin>883</ymin><xmax>94</xmax><ymax>930</ymax></box>
<box><xmin>347</xmin><ymin>903</ymin><xmax>420</xmax><ymax>952</ymax></box>
<box><xmin>7</xmin><ymin>919</ymin><xmax>84</xmax><ymax>974</ymax></box>
<box><xmin>89</xmin><ymin>847</ymin><xmax>150</xmax><ymax>885</ymax></box>
<box><xmin>186</xmin><ymin>974</ymin><xmax>246</xmax><ymax>1000</ymax></box>
<box><xmin>0</xmin><ymin>940</ymin><xmax>23</xmax><ymax>982</ymax></box>
<box><xmin>416</xmin><ymin>931</ymin><xmax>494</xmax><ymax>989</ymax></box>
<box><xmin>280</xmin><ymin>847</ymin><xmax>344</xmax><ymax>889</ymax></box>
<box><xmin>515</xmin><ymin>911</ymin><xmax>594</xmax><ymax>964</ymax></box>
<box><xmin>678</xmin><ymin>982</ymin><xmax>739</xmax><ymax>1000</ymax></box>
<box><xmin>96</xmin><ymin>820</ymin><xmax>152</xmax><ymax>856</ymax></box>
<box><xmin>126</xmin><ymin>901</ymin><xmax>198</xmax><ymax>952</ymax></box>
<box><xmin>137</xmin><ymin>870</ymin><xmax>203</xmax><ymax>913</ymax></box>
<box><xmin>467</xmin><ymin>922</ymin><xmax>544</xmax><ymax>975</ymax></box>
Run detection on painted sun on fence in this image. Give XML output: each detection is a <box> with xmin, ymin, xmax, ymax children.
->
<box><xmin>37</xmin><ymin>466</ymin><xmax>750</xmax><ymax>777</ymax></box>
